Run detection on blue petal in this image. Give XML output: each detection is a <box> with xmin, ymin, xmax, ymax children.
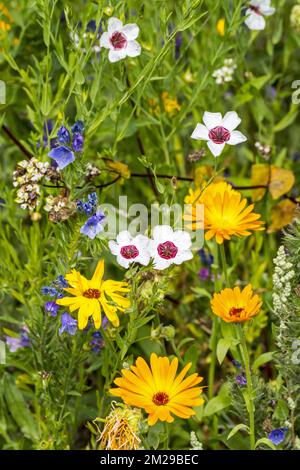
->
<box><xmin>48</xmin><ymin>146</ymin><xmax>75</xmax><ymax>169</ymax></box>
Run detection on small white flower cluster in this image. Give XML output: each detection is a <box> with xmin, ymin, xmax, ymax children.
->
<box><xmin>44</xmin><ymin>195</ymin><xmax>76</xmax><ymax>222</ymax></box>
<box><xmin>212</xmin><ymin>59</ymin><xmax>237</xmax><ymax>85</ymax></box>
<box><xmin>86</xmin><ymin>163</ymin><xmax>101</xmax><ymax>179</ymax></box>
<box><xmin>190</xmin><ymin>431</ymin><xmax>203</xmax><ymax>450</ymax></box>
<box><xmin>272</xmin><ymin>245</ymin><xmax>295</xmax><ymax>349</ymax></box>
<box><xmin>13</xmin><ymin>158</ymin><xmax>49</xmax><ymax>210</ymax></box>
<box><xmin>44</xmin><ymin>195</ymin><xmax>67</xmax><ymax>213</ymax></box>
<box><xmin>255</xmin><ymin>141</ymin><xmax>271</xmax><ymax>159</ymax></box>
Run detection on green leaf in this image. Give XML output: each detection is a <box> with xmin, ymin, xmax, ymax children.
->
<box><xmin>216</xmin><ymin>338</ymin><xmax>231</xmax><ymax>365</ymax></box>
<box><xmin>204</xmin><ymin>394</ymin><xmax>231</xmax><ymax>417</ymax></box>
<box><xmin>254</xmin><ymin>437</ymin><xmax>276</xmax><ymax>450</ymax></box>
<box><xmin>227</xmin><ymin>424</ymin><xmax>250</xmax><ymax>440</ymax></box>
<box><xmin>274</xmin><ymin>106</ymin><xmax>298</xmax><ymax>132</ymax></box>
<box><xmin>253</xmin><ymin>352</ymin><xmax>274</xmax><ymax>371</ymax></box>
<box><xmin>3</xmin><ymin>375</ymin><xmax>39</xmax><ymax>441</ymax></box>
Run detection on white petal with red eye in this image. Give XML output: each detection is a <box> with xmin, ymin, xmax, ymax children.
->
<box><xmin>150</xmin><ymin>225</ymin><xmax>193</xmax><ymax>270</ymax></box>
<box><xmin>100</xmin><ymin>32</ymin><xmax>110</xmax><ymax>48</ymax></box>
<box><xmin>126</xmin><ymin>40</ymin><xmax>142</xmax><ymax>57</ymax></box>
<box><xmin>203</xmin><ymin>112</ymin><xmax>222</xmax><ymax>130</ymax></box>
<box><xmin>108</xmin><ymin>17</ymin><xmax>123</xmax><ymax>34</ymax></box>
<box><xmin>222</xmin><ymin>111</ymin><xmax>241</xmax><ymax>131</ymax></box>
<box><xmin>228</xmin><ymin>130</ymin><xmax>247</xmax><ymax>145</ymax></box>
<box><xmin>109</xmin><ymin>231</ymin><xmax>151</xmax><ymax>268</ymax></box>
<box><xmin>207</xmin><ymin>141</ymin><xmax>225</xmax><ymax>157</ymax></box>
<box><xmin>173</xmin><ymin>230</ymin><xmax>192</xmax><ymax>250</ymax></box>
<box><xmin>191</xmin><ymin>123</ymin><xmax>209</xmax><ymax>141</ymax></box>
<box><xmin>122</xmin><ymin>23</ymin><xmax>139</xmax><ymax>40</ymax></box>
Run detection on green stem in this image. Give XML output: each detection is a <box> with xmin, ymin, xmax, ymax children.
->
<box><xmin>237</xmin><ymin>324</ymin><xmax>255</xmax><ymax>450</ymax></box>
<box><xmin>219</xmin><ymin>243</ymin><xmax>229</xmax><ymax>287</ymax></box>
<box><xmin>208</xmin><ymin>318</ymin><xmax>219</xmax><ymax>399</ymax></box>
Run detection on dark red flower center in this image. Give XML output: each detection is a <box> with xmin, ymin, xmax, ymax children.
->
<box><xmin>153</xmin><ymin>392</ymin><xmax>169</xmax><ymax>406</ymax></box>
<box><xmin>110</xmin><ymin>31</ymin><xmax>127</xmax><ymax>49</ymax></box>
<box><xmin>83</xmin><ymin>288</ymin><xmax>100</xmax><ymax>299</ymax></box>
<box><xmin>229</xmin><ymin>307</ymin><xmax>245</xmax><ymax>318</ymax></box>
<box><xmin>250</xmin><ymin>5</ymin><xmax>261</xmax><ymax>15</ymax></box>
<box><xmin>120</xmin><ymin>244</ymin><xmax>139</xmax><ymax>259</ymax></box>
<box><xmin>157</xmin><ymin>241</ymin><xmax>178</xmax><ymax>259</ymax></box>
<box><xmin>208</xmin><ymin>126</ymin><xmax>231</xmax><ymax>144</ymax></box>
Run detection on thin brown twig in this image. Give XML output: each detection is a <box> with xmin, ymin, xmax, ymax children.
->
<box><xmin>2</xmin><ymin>124</ymin><xmax>33</xmax><ymax>159</ymax></box>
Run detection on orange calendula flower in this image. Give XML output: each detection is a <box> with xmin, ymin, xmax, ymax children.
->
<box><xmin>211</xmin><ymin>284</ymin><xmax>262</xmax><ymax>323</ymax></box>
<box><xmin>110</xmin><ymin>353</ymin><xmax>204</xmax><ymax>426</ymax></box>
<box><xmin>184</xmin><ymin>181</ymin><xmax>264</xmax><ymax>244</ymax></box>
<box><xmin>56</xmin><ymin>260</ymin><xmax>130</xmax><ymax>329</ymax></box>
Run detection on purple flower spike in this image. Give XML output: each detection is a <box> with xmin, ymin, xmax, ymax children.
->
<box><xmin>57</xmin><ymin>126</ymin><xmax>70</xmax><ymax>144</ymax></box>
<box><xmin>198</xmin><ymin>267</ymin><xmax>210</xmax><ymax>281</ymax></box>
<box><xmin>48</xmin><ymin>146</ymin><xmax>75</xmax><ymax>169</ymax></box>
<box><xmin>268</xmin><ymin>428</ymin><xmax>288</xmax><ymax>446</ymax></box>
<box><xmin>235</xmin><ymin>374</ymin><xmax>247</xmax><ymax>386</ymax></box>
<box><xmin>80</xmin><ymin>211</ymin><xmax>105</xmax><ymax>239</ymax></box>
<box><xmin>71</xmin><ymin>120</ymin><xmax>85</xmax><ymax>134</ymax></box>
<box><xmin>59</xmin><ymin>313</ymin><xmax>77</xmax><ymax>336</ymax></box>
<box><xmin>72</xmin><ymin>133</ymin><xmax>84</xmax><ymax>152</ymax></box>
<box><xmin>45</xmin><ymin>301</ymin><xmax>60</xmax><ymax>317</ymax></box>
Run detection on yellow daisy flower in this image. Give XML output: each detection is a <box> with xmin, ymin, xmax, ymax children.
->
<box><xmin>56</xmin><ymin>260</ymin><xmax>130</xmax><ymax>329</ymax></box>
<box><xmin>211</xmin><ymin>284</ymin><xmax>262</xmax><ymax>323</ymax></box>
<box><xmin>184</xmin><ymin>181</ymin><xmax>264</xmax><ymax>244</ymax></box>
<box><xmin>110</xmin><ymin>353</ymin><xmax>204</xmax><ymax>426</ymax></box>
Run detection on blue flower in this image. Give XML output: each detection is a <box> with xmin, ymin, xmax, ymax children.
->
<box><xmin>235</xmin><ymin>374</ymin><xmax>247</xmax><ymax>387</ymax></box>
<box><xmin>44</xmin><ymin>301</ymin><xmax>60</xmax><ymax>317</ymax></box>
<box><xmin>80</xmin><ymin>211</ymin><xmax>105</xmax><ymax>239</ymax></box>
<box><xmin>54</xmin><ymin>275</ymin><xmax>68</xmax><ymax>289</ymax></box>
<box><xmin>77</xmin><ymin>192</ymin><xmax>98</xmax><ymax>216</ymax></box>
<box><xmin>90</xmin><ymin>331</ymin><xmax>105</xmax><ymax>353</ymax></box>
<box><xmin>5</xmin><ymin>328</ymin><xmax>30</xmax><ymax>352</ymax></box>
<box><xmin>88</xmin><ymin>192</ymin><xmax>98</xmax><ymax>206</ymax></box>
<box><xmin>72</xmin><ymin>133</ymin><xmax>84</xmax><ymax>152</ymax></box>
<box><xmin>41</xmin><ymin>286</ymin><xmax>58</xmax><ymax>297</ymax></box>
<box><xmin>59</xmin><ymin>313</ymin><xmax>78</xmax><ymax>336</ymax></box>
<box><xmin>232</xmin><ymin>359</ymin><xmax>242</xmax><ymax>369</ymax></box>
<box><xmin>57</xmin><ymin>125</ymin><xmax>70</xmax><ymax>144</ymax></box>
<box><xmin>71</xmin><ymin>120</ymin><xmax>85</xmax><ymax>134</ymax></box>
<box><xmin>198</xmin><ymin>249</ymin><xmax>214</xmax><ymax>266</ymax></box>
<box><xmin>268</xmin><ymin>428</ymin><xmax>288</xmax><ymax>446</ymax></box>
<box><xmin>48</xmin><ymin>146</ymin><xmax>75</xmax><ymax>169</ymax></box>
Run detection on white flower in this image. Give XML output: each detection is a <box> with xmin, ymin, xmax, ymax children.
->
<box><xmin>100</xmin><ymin>17</ymin><xmax>141</xmax><ymax>63</ymax></box>
<box><xmin>109</xmin><ymin>231</ymin><xmax>150</xmax><ymax>269</ymax></box>
<box><xmin>191</xmin><ymin>111</ymin><xmax>247</xmax><ymax>157</ymax></box>
<box><xmin>149</xmin><ymin>225</ymin><xmax>193</xmax><ymax>270</ymax></box>
<box><xmin>245</xmin><ymin>0</ymin><xmax>275</xmax><ymax>31</ymax></box>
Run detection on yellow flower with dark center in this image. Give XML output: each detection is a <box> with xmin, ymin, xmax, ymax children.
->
<box><xmin>56</xmin><ymin>260</ymin><xmax>130</xmax><ymax>329</ymax></box>
<box><xmin>110</xmin><ymin>353</ymin><xmax>204</xmax><ymax>426</ymax></box>
<box><xmin>211</xmin><ymin>285</ymin><xmax>262</xmax><ymax>323</ymax></box>
<box><xmin>184</xmin><ymin>181</ymin><xmax>264</xmax><ymax>244</ymax></box>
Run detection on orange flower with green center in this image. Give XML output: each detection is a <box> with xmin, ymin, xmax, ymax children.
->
<box><xmin>110</xmin><ymin>353</ymin><xmax>204</xmax><ymax>426</ymax></box>
<box><xmin>184</xmin><ymin>181</ymin><xmax>264</xmax><ymax>244</ymax></box>
<box><xmin>211</xmin><ymin>284</ymin><xmax>262</xmax><ymax>323</ymax></box>
<box><xmin>56</xmin><ymin>260</ymin><xmax>130</xmax><ymax>329</ymax></box>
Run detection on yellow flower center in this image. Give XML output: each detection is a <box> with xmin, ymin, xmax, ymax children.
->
<box><xmin>83</xmin><ymin>288</ymin><xmax>100</xmax><ymax>299</ymax></box>
<box><xmin>152</xmin><ymin>391</ymin><xmax>169</xmax><ymax>406</ymax></box>
<box><xmin>229</xmin><ymin>307</ymin><xmax>245</xmax><ymax>318</ymax></box>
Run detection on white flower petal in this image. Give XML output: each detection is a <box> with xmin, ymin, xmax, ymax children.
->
<box><xmin>191</xmin><ymin>123</ymin><xmax>209</xmax><ymax>141</ymax></box>
<box><xmin>116</xmin><ymin>230</ymin><xmax>132</xmax><ymax>244</ymax></box>
<box><xmin>228</xmin><ymin>130</ymin><xmax>247</xmax><ymax>145</ymax></box>
<box><xmin>116</xmin><ymin>255</ymin><xmax>131</xmax><ymax>269</ymax></box>
<box><xmin>173</xmin><ymin>250</ymin><xmax>193</xmax><ymax>265</ymax></box>
<box><xmin>152</xmin><ymin>225</ymin><xmax>174</xmax><ymax>242</ymax></box>
<box><xmin>137</xmin><ymin>252</ymin><xmax>151</xmax><ymax>266</ymax></box>
<box><xmin>99</xmin><ymin>32</ymin><xmax>111</xmax><ymax>49</ymax></box>
<box><xmin>207</xmin><ymin>141</ymin><xmax>225</xmax><ymax>157</ymax></box>
<box><xmin>222</xmin><ymin>111</ymin><xmax>241</xmax><ymax>131</ymax></box>
<box><xmin>126</xmin><ymin>40</ymin><xmax>141</xmax><ymax>57</ymax></box>
<box><xmin>203</xmin><ymin>112</ymin><xmax>222</xmax><ymax>130</ymax></box>
<box><xmin>108</xmin><ymin>17</ymin><xmax>123</xmax><ymax>34</ymax></box>
<box><xmin>261</xmin><ymin>6</ymin><xmax>275</xmax><ymax>16</ymax></box>
<box><xmin>153</xmin><ymin>257</ymin><xmax>172</xmax><ymax>270</ymax></box>
<box><xmin>245</xmin><ymin>11</ymin><xmax>266</xmax><ymax>30</ymax></box>
<box><xmin>172</xmin><ymin>230</ymin><xmax>192</xmax><ymax>249</ymax></box>
<box><xmin>108</xmin><ymin>48</ymin><xmax>127</xmax><ymax>62</ymax></box>
<box><xmin>135</xmin><ymin>234</ymin><xmax>151</xmax><ymax>249</ymax></box>
<box><xmin>121</xmin><ymin>23</ymin><xmax>139</xmax><ymax>40</ymax></box>
<box><xmin>108</xmin><ymin>240</ymin><xmax>119</xmax><ymax>255</ymax></box>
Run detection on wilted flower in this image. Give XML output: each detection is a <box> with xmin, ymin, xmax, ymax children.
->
<box><xmin>59</xmin><ymin>312</ymin><xmax>78</xmax><ymax>335</ymax></box>
<box><xmin>268</xmin><ymin>428</ymin><xmax>288</xmax><ymax>446</ymax></box>
<box><xmin>99</xmin><ymin>405</ymin><xmax>141</xmax><ymax>450</ymax></box>
<box><xmin>211</xmin><ymin>285</ymin><xmax>262</xmax><ymax>323</ymax></box>
<box><xmin>149</xmin><ymin>225</ymin><xmax>193</xmax><ymax>270</ymax></box>
<box><xmin>244</xmin><ymin>0</ymin><xmax>275</xmax><ymax>31</ymax></box>
<box><xmin>80</xmin><ymin>211</ymin><xmax>106</xmax><ymax>239</ymax></box>
<box><xmin>100</xmin><ymin>17</ymin><xmax>141</xmax><ymax>62</ymax></box>
<box><xmin>191</xmin><ymin>111</ymin><xmax>247</xmax><ymax>157</ymax></box>
<box><xmin>44</xmin><ymin>195</ymin><xmax>76</xmax><ymax>222</ymax></box>
<box><xmin>110</xmin><ymin>353</ymin><xmax>204</xmax><ymax>425</ymax></box>
<box><xmin>109</xmin><ymin>231</ymin><xmax>151</xmax><ymax>268</ymax></box>
<box><xmin>56</xmin><ymin>260</ymin><xmax>130</xmax><ymax>329</ymax></box>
